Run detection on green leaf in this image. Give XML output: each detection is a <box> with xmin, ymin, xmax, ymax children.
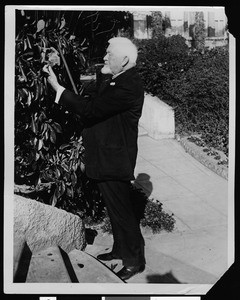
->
<box><xmin>51</xmin><ymin>193</ymin><xmax>57</xmax><ymax>206</ymax></box>
<box><xmin>36</xmin><ymin>19</ymin><xmax>45</xmax><ymax>33</ymax></box>
<box><xmin>44</xmin><ymin>129</ymin><xmax>49</xmax><ymax>140</ymax></box>
<box><xmin>27</xmin><ymin>151</ymin><xmax>35</xmax><ymax>164</ymax></box>
<box><xmin>71</xmin><ymin>172</ymin><xmax>77</xmax><ymax>187</ymax></box>
<box><xmin>35</xmin><ymin>176</ymin><xmax>41</xmax><ymax>186</ymax></box>
<box><xmin>26</xmin><ymin>36</ymin><xmax>32</xmax><ymax>49</ymax></box>
<box><xmin>34</xmin><ymin>81</ymin><xmax>40</xmax><ymax>101</ymax></box>
<box><xmin>18</xmin><ymin>89</ymin><xmax>27</xmax><ymax>99</ymax></box>
<box><xmin>41</xmin><ymin>123</ymin><xmax>48</xmax><ymax>135</ymax></box>
<box><xmin>38</xmin><ymin>139</ymin><xmax>43</xmax><ymax>151</ymax></box>
<box><xmin>27</xmin><ymin>92</ymin><xmax>32</xmax><ymax>106</ymax></box>
<box><xmin>59</xmin><ymin>143</ymin><xmax>69</xmax><ymax>150</ymax></box>
<box><xmin>69</xmin><ymin>159</ymin><xmax>73</xmax><ymax>170</ymax></box>
<box><xmin>49</xmin><ymin>125</ymin><xmax>56</xmax><ymax>143</ymax></box>
<box><xmin>35</xmin><ymin>152</ymin><xmax>40</xmax><ymax>161</ymax></box>
<box><xmin>24</xmin><ymin>39</ymin><xmax>28</xmax><ymax>51</ymax></box>
<box><xmin>66</xmin><ymin>186</ymin><xmax>74</xmax><ymax>198</ymax></box>
<box><xmin>61</xmin><ymin>162</ymin><xmax>69</xmax><ymax>172</ymax></box>
<box><xmin>52</xmin><ymin>122</ymin><xmax>62</xmax><ymax>133</ymax></box>
<box><xmin>59</xmin><ymin>181</ymin><xmax>66</xmax><ymax>197</ymax></box>
<box><xmin>31</xmin><ymin>115</ymin><xmax>37</xmax><ymax>134</ymax></box>
<box><xmin>72</xmin><ymin>162</ymin><xmax>78</xmax><ymax>172</ymax></box>
<box><xmin>41</xmin><ymin>170</ymin><xmax>53</xmax><ymax>182</ymax></box>
<box><xmin>76</xmin><ymin>51</ymin><xmax>86</xmax><ymax>67</ymax></box>
<box><xmin>70</xmin><ymin>150</ymin><xmax>75</xmax><ymax>160</ymax></box>
<box><xmin>56</xmin><ymin>168</ymin><xmax>61</xmax><ymax>179</ymax></box>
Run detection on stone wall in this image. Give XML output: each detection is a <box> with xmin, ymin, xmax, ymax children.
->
<box><xmin>139</xmin><ymin>93</ymin><xmax>175</xmax><ymax>140</ymax></box>
<box><xmin>14</xmin><ymin>195</ymin><xmax>86</xmax><ymax>253</ymax></box>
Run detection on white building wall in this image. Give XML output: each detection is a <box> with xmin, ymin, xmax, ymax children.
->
<box><xmin>132</xmin><ymin>7</ymin><xmax>228</xmax><ymax>47</ymax></box>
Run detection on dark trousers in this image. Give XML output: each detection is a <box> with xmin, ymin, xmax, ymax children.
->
<box><xmin>97</xmin><ymin>180</ymin><xmax>145</xmax><ymax>267</ymax></box>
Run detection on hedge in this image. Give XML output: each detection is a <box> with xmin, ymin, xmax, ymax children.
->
<box><xmin>135</xmin><ymin>35</ymin><xmax>229</xmax><ymax>156</ymax></box>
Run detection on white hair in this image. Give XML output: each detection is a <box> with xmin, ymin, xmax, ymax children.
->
<box><xmin>108</xmin><ymin>37</ymin><xmax>138</xmax><ymax>64</ymax></box>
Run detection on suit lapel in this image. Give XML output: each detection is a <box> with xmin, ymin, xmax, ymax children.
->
<box><xmin>98</xmin><ymin>67</ymin><xmax>136</xmax><ymax>95</ymax></box>
<box><xmin>98</xmin><ymin>75</ymin><xmax>112</xmax><ymax>95</ymax></box>
<box><xmin>113</xmin><ymin>67</ymin><xmax>136</xmax><ymax>85</ymax></box>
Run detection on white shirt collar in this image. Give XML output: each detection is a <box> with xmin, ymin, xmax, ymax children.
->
<box><xmin>112</xmin><ymin>70</ymin><xmax>125</xmax><ymax>80</ymax></box>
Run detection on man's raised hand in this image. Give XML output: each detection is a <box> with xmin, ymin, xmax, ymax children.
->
<box><xmin>43</xmin><ymin>64</ymin><xmax>61</xmax><ymax>92</ymax></box>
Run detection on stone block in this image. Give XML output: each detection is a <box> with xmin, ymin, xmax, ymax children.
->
<box><xmin>14</xmin><ymin>195</ymin><xmax>86</xmax><ymax>253</ymax></box>
<box><xmin>139</xmin><ymin>93</ymin><xmax>175</xmax><ymax>139</ymax></box>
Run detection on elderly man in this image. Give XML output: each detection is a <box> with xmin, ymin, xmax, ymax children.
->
<box><xmin>44</xmin><ymin>37</ymin><xmax>145</xmax><ymax>281</ymax></box>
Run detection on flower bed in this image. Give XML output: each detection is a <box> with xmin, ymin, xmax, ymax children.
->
<box><xmin>177</xmin><ymin>135</ymin><xmax>228</xmax><ymax>180</ymax></box>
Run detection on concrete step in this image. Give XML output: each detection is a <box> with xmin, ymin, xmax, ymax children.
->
<box><xmin>26</xmin><ymin>246</ymin><xmax>72</xmax><ymax>283</ymax></box>
<box><xmin>68</xmin><ymin>249</ymin><xmax>123</xmax><ymax>283</ymax></box>
<box><xmin>14</xmin><ymin>241</ymin><xmax>123</xmax><ymax>283</ymax></box>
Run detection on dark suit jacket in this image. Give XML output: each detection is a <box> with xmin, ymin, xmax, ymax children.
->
<box><xmin>59</xmin><ymin>67</ymin><xmax>144</xmax><ymax>181</ymax></box>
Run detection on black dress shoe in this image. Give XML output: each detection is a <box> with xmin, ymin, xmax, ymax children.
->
<box><xmin>117</xmin><ymin>264</ymin><xmax>145</xmax><ymax>281</ymax></box>
<box><xmin>97</xmin><ymin>252</ymin><xmax>121</xmax><ymax>261</ymax></box>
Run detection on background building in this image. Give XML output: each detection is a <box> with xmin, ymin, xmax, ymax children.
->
<box><xmin>132</xmin><ymin>7</ymin><xmax>228</xmax><ymax>48</ymax></box>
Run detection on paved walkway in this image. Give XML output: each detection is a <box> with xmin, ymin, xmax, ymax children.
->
<box><xmin>85</xmin><ymin>128</ymin><xmax>230</xmax><ymax>292</ymax></box>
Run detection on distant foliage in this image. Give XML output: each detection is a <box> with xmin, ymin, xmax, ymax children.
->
<box><xmin>135</xmin><ymin>34</ymin><xmax>193</xmax><ymax>97</ymax></box>
<box><xmin>172</xmin><ymin>47</ymin><xmax>229</xmax><ymax>154</ymax></box>
<box><xmin>192</xmin><ymin>11</ymin><xmax>206</xmax><ymax>51</ymax></box>
<box><xmin>151</xmin><ymin>11</ymin><xmax>163</xmax><ymax>38</ymax></box>
<box><xmin>135</xmin><ymin>35</ymin><xmax>229</xmax><ymax>155</ymax></box>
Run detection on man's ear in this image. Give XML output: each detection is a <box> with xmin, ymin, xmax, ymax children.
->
<box><xmin>122</xmin><ymin>56</ymin><xmax>129</xmax><ymax>67</ymax></box>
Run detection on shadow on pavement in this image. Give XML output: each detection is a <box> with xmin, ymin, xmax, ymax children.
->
<box><xmin>14</xmin><ymin>242</ymin><xmax>32</xmax><ymax>282</ymax></box>
<box><xmin>146</xmin><ymin>271</ymin><xmax>182</xmax><ymax>283</ymax></box>
<box><xmin>134</xmin><ymin>173</ymin><xmax>153</xmax><ymax>198</ymax></box>
<box><xmin>60</xmin><ymin>247</ymin><xmax>79</xmax><ymax>282</ymax></box>
<box><xmin>85</xmin><ymin>228</ymin><xmax>98</xmax><ymax>245</ymax></box>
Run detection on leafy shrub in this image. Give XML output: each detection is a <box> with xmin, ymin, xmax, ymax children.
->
<box><xmin>191</xmin><ymin>11</ymin><xmax>206</xmax><ymax>51</ymax></box>
<box><xmin>136</xmin><ymin>35</ymin><xmax>229</xmax><ymax>155</ymax></box>
<box><xmin>100</xmin><ymin>210</ymin><xmax>113</xmax><ymax>234</ymax></box>
<box><xmin>165</xmin><ymin>47</ymin><xmax>229</xmax><ymax>155</ymax></box>
<box><xmin>100</xmin><ymin>200</ymin><xmax>175</xmax><ymax>235</ymax></box>
<box><xmin>140</xmin><ymin>200</ymin><xmax>175</xmax><ymax>233</ymax></box>
<box><xmin>15</xmin><ymin>12</ymin><xmax>104</xmax><ymax>219</ymax></box>
<box><xmin>135</xmin><ymin>35</ymin><xmax>194</xmax><ymax>97</ymax></box>
<box><xmin>100</xmin><ymin>185</ymin><xmax>175</xmax><ymax>234</ymax></box>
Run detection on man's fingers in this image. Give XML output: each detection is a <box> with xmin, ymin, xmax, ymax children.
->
<box><xmin>43</xmin><ymin>64</ymin><xmax>50</xmax><ymax>75</ymax></box>
<box><xmin>42</xmin><ymin>64</ymin><xmax>59</xmax><ymax>91</ymax></box>
<box><xmin>48</xmin><ymin>65</ymin><xmax>55</xmax><ymax>76</ymax></box>
<box><xmin>42</xmin><ymin>65</ymin><xmax>56</xmax><ymax>81</ymax></box>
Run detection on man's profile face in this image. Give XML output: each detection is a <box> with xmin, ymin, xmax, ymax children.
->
<box><xmin>101</xmin><ymin>44</ymin><xmax>124</xmax><ymax>75</ymax></box>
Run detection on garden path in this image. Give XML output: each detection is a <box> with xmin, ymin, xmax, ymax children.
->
<box><xmin>85</xmin><ymin>126</ymin><xmax>231</xmax><ymax>294</ymax></box>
